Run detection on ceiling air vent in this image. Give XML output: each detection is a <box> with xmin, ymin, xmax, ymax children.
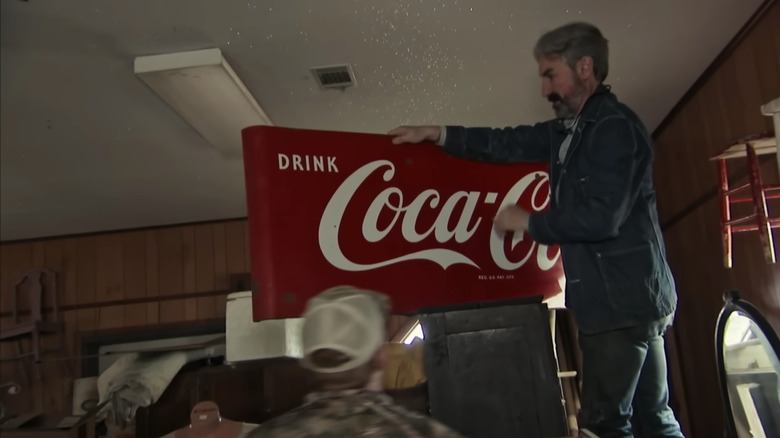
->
<box><xmin>311</xmin><ymin>64</ymin><xmax>356</xmax><ymax>90</ymax></box>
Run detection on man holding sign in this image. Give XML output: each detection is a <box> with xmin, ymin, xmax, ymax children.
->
<box><xmin>390</xmin><ymin>22</ymin><xmax>684</xmax><ymax>438</ymax></box>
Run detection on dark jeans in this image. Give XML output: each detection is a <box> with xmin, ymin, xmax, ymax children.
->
<box><xmin>577</xmin><ymin>315</ymin><xmax>686</xmax><ymax>438</ymax></box>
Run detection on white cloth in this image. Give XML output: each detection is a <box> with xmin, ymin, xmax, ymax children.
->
<box><xmin>97</xmin><ymin>345</ymin><xmax>224</xmax><ymax>428</ymax></box>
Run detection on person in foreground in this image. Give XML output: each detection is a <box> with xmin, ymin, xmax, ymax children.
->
<box><xmin>246</xmin><ymin>285</ymin><xmax>465</xmax><ymax>438</ymax></box>
<box><xmin>389</xmin><ymin>22</ymin><xmax>685</xmax><ymax>438</ymax></box>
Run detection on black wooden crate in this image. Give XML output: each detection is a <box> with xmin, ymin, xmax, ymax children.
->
<box><xmin>419</xmin><ymin>297</ymin><xmax>569</xmax><ymax>438</ymax></box>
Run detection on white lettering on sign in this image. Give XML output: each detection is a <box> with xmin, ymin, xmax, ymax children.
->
<box><xmin>317</xmin><ymin>160</ymin><xmax>560</xmax><ymax>272</ymax></box>
<box><xmin>277</xmin><ymin>154</ymin><xmax>338</xmax><ymax>172</ymax></box>
<box><xmin>489</xmin><ymin>173</ymin><xmax>560</xmax><ymax>271</ymax></box>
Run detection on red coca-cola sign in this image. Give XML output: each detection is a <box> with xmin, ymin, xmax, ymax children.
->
<box><xmin>242</xmin><ymin>126</ymin><xmax>564</xmax><ymax>321</ymax></box>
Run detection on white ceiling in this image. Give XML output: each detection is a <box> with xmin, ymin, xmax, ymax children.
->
<box><xmin>0</xmin><ymin>0</ymin><xmax>764</xmax><ymax>241</ymax></box>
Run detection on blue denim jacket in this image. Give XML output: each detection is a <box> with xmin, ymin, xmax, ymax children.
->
<box><xmin>442</xmin><ymin>85</ymin><xmax>677</xmax><ymax>333</ymax></box>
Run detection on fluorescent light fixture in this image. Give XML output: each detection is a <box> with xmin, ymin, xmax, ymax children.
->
<box><xmin>134</xmin><ymin>48</ymin><xmax>271</xmax><ymax>158</ymax></box>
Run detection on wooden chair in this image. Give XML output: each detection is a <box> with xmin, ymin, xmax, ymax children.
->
<box><xmin>710</xmin><ymin>133</ymin><xmax>779</xmax><ymax>267</ymax></box>
<box><xmin>0</xmin><ymin>269</ymin><xmax>65</xmax><ymax>382</ymax></box>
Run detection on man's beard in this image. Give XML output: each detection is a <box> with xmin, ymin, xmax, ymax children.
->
<box><xmin>547</xmin><ymin>79</ymin><xmax>588</xmax><ymax>119</ymax></box>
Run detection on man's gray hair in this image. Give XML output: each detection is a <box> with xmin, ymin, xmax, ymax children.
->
<box><xmin>533</xmin><ymin>22</ymin><xmax>609</xmax><ymax>82</ymax></box>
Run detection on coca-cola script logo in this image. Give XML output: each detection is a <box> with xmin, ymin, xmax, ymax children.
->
<box><xmin>318</xmin><ymin>160</ymin><xmax>560</xmax><ymax>272</ymax></box>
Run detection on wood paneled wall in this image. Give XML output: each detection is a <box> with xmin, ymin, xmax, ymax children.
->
<box><xmin>0</xmin><ymin>218</ymin><xmax>412</xmax><ymax>418</ymax></box>
<box><xmin>653</xmin><ymin>2</ymin><xmax>780</xmax><ymax>437</ymax></box>
<box><xmin>0</xmin><ymin>219</ymin><xmax>250</xmax><ymax>416</ymax></box>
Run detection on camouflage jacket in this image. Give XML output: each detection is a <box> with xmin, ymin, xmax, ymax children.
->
<box><xmin>245</xmin><ymin>389</ymin><xmax>465</xmax><ymax>438</ymax></box>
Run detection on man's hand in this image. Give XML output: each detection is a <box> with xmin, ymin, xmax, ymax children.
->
<box><xmin>387</xmin><ymin>125</ymin><xmax>441</xmax><ymax>145</ymax></box>
<box><xmin>494</xmin><ymin>205</ymin><xmax>532</xmax><ymax>233</ymax></box>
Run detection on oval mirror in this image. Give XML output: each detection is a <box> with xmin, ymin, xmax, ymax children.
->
<box><xmin>715</xmin><ymin>290</ymin><xmax>780</xmax><ymax>438</ymax></box>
